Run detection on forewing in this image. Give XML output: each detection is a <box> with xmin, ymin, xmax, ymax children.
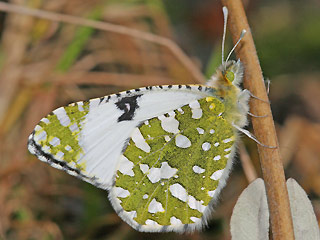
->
<box><xmin>28</xmin><ymin>85</ymin><xmax>213</xmax><ymax>190</ymax></box>
<box><xmin>110</xmin><ymin>96</ymin><xmax>237</xmax><ymax>232</ymax></box>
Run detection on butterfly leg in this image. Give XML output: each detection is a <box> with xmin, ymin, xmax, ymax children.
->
<box><xmin>265</xmin><ymin>78</ymin><xmax>271</xmax><ymax>95</ymax></box>
<box><xmin>239</xmin><ymin>86</ymin><xmax>271</xmax><ymax>104</ymax></box>
<box><xmin>247</xmin><ymin>112</ymin><xmax>269</xmax><ymax>118</ymax></box>
<box><xmin>232</xmin><ymin>123</ymin><xmax>277</xmax><ymax>149</ymax></box>
<box><xmin>239</xmin><ymin>89</ymin><xmax>269</xmax><ymax>118</ymax></box>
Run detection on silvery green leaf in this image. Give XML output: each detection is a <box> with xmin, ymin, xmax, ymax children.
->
<box><xmin>230</xmin><ymin>178</ymin><xmax>269</xmax><ymax>240</ymax></box>
<box><xmin>287</xmin><ymin>178</ymin><xmax>320</xmax><ymax>240</ymax></box>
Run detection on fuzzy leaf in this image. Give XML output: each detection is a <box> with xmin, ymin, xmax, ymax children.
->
<box><xmin>287</xmin><ymin>178</ymin><xmax>320</xmax><ymax>240</ymax></box>
<box><xmin>230</xmin><ymin>178</ymin><xmax>269</xmax><ymax>240</ymax></box>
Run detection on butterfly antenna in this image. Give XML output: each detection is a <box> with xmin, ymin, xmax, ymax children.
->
<box><xmin>225</xmin><ymin>29</ymin><xmax>247</xmax><ymax>63</ymax></box>
<box><xmin>222</xmin><ymin>7</ymin><xmax>228</xmax><ymax>65</ymax></box>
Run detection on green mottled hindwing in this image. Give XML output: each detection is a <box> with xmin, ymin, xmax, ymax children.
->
<box><xmin>111</xmin><ymin>96</ymin><xmax>236</xmax><ymax>232</ymax></box>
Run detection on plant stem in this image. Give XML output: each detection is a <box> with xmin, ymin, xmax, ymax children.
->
<box><xmin>221</xmin><ymin>0</ymin><xmax>295</xmax><ymax>239</ymax></box>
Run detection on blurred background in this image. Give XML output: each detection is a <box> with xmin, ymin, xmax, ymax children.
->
<box><xmin>0</xmin><ymin>0</ymin><xmax>319</xmax><ymax>239</ymax></box>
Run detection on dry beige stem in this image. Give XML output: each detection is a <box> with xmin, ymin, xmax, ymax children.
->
<box><xmin>221</xmin><ymin>0</ymin><xmax>295</xmax><ymax>239</ymax></box>
<box><xmin>0</xmin><ymin>2</ymin><xmax>205</xmax><ymax>85</ymax></box>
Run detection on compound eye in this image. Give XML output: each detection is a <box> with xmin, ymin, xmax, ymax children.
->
<box><xmin>225</xmin><ymin>71</ymin><xmax>235</xmax><ymax>82</ymax></box>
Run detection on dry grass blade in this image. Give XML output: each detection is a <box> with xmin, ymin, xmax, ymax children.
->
<box><xmin>0</xmin><ymin>1</ymin><xmax>205</xmax><ymax>85</ymax></box>
<box><xmin>221</xmin><ymin>0</ymin><xmax>295</xmax><ymax>239</ymax></box>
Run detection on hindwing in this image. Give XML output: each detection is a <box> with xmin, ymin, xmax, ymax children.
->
<box><xmin>110</xmin><ymin>96</ymin><xmax>236</xmax><ymax>232</ymax></box>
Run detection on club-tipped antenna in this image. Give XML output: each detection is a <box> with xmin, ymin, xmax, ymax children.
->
<box><xmin>221</xmin><ymin>7</ymin><xmax>228</xmax><ymax>64</ymax></box>
<box><xmin>225</xmin><ymin>29</ymin><xmax>247</xmax><ymax>63</ymax></box>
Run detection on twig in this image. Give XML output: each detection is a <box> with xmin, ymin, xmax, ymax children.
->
<box><xmin>0</xmin><ymin>2</ymin><xmax>205</xmax><ymax>84</ymax></box>
<box><xmin>221</xmin><ymin>0</ymin><xmax>295</xmax><ymax>239</ymax></box>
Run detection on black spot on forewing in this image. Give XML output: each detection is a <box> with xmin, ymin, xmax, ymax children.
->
<box><xmin>115</xmin><ymin>95</ymin><xmax>142</xmax><ymax>122</ymax></box>
<box><xmin>99</xmin><ymin>97</ymin><xmax>105</xmax><ymax>105</ymax></box>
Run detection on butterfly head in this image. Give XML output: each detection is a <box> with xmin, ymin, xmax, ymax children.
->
<box><xmin>217</xmin><ymin>6</ymin><xmax>246</xmax><ymax>88</ymax></box>
<box><xmin>207</xmin><ymin>59</ymin><xmax>243</xmax><ymax>89</ymax></box>
<box><xmin>221</xmin><ymin>59</ymin><xmax>243</xmax><ymax>86</ymax></box>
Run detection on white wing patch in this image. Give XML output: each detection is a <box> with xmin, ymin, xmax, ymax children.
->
<box><xmin>118</xmin><ymin>155</ymin><xmax>134</xmax><ymax>177</ymax></box>
<box><xmin>148</xmin><ymin>198</ymin><xmax>165</xmax><ymax>213</ymax></box>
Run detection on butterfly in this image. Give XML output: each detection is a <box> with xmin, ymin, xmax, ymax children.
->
<box><xmin>28</xmin><ymin>7</ymin><xmax>251</xmax><ymax>233</ymax></box>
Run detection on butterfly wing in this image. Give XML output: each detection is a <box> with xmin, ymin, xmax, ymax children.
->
<box><xmin>109</xmin><ymin>96</ymin><xmax>237</xmax><ymax>232</ymax></box>
<box><xmin>28</xmin><ymin>85</ymin><xmax>214</xmax><ymax>190</ymax></box>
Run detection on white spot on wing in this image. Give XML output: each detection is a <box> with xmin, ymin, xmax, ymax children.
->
<box><xmin>126</xmin><ymin>210</ymin><xmax>137</xmax><ymax>219</ymax></box>
<box><xmin>131</xmin><ymin>128</ymin><xmax>151</xmax><ymax>153</ymax></box>
<box><xmin>56</xmin><ymin>151</ymin><xmax>64</xmax><ymax>160</ymax></box>
<box><xmin>145</xmin><ymin>219</ymin><xmax>160</xmax><ymax>226</ymax></box>
<box><xmin>202</xmin><ymin>142</ymin><xmax>211</xmax><ymax>151</ymax></box>
<box><xmin>175</xmin><ymin>134</ymin><xmax>191</xmax><ymax>148</ymax></box>
<box><xmin>170</xmin><ymin>216</ymin><xmax>182</xmax><ymax>225</ymax></box>
<box><xmin>49</xmin><ymin>137</ymin><xmax>60</xmax><ymax>147</ymax></box>
<box><xmin>189</xmin><ymin>100</ymin><xmax>200</xmax><ymax>109</ymax></box>
<box><xmin>190</xmin><ymin>217</ymin><xmax>201</xmax><ymax>223</ymax></box>
<box><xmin>114</xmin><ymin>187</ymin><xmax>130</xmax><ymax>198</ymax></box>
<box><xmin>177</xmin><ymin>108</ymin><xmax>184</xmax><ymax>114</ymax></box>
<box><xmin>223</xmin><ymin>137</ymin><xmax>233</xmax><ymax>143</ymax></box>
<box><xmin>193</xmin><ymin>165</ymin><xmax>205</xmax><ymax>174</ymax></box>
<box><xmin>53</xmin><ymin>107</ymin><xmax>70</xmax><ymax>127</ymax></box>
<box><xmin>158</xmin><ymin>113</ymin><xmax>179</xmax><ymax>134</ymax></box>
<box><xmin>41</xmin><ymin>118</ymin><xmax>50</xmax><ymax>124</ymax></box>
<box><xmin>143</xmin><ymin>194</ymin><xmax>148</xmax><ymax>199</ymax></box>
<box><xmin>65</xmin><ymin>145</ymin><xmax>72</xmax><ymax>151</ymax></box>
<box><xmin>189</xmin><ymin>100</ymin><xmax>202</xmax><ymax>119</ymax></box>
<box><xmin>118</xmin><ymin>155</ymin><xmax>134</xmax><ymax>176</ymax></box>
<box><xmin>188</xmin><ymin>195</ymin><xmax>206</xmax><ymax>212</ymax></box>
<box><xmin>147</xmin><ymin>162</ymin><xmax>177</xmax><ymax>183</ymax></box>
<box><xmin>208</xmin><ymin>189</ymin><xmax>217</xmax><ymax>197</ymax></box>
<box><xmin>69</xmin><ymin>123</ymin><xmax>79</xmax><ymax>132</ymax></box>
<box><xmin>35</xmin><ymin>125</ymin><xmax>42</xmax><ymax>132</ymax></box>
<box><xmin>191</xmin><ymin>108</ymin><xmax>202</xmax><ymax>119</ymax></box>
<box><xmin>78</xmin><ymin>102</ymin><xmax>84</xmax><ymax>111</ymax></box>
<box><xmin>210</xmin><ymin>169</ymin><xmax>224</xmax><ymax>180</ymax></box>
<box><xmin>148</xmin><ymin>198</ymin><xmax>165</xmax><ymax>213</ymax></box>
<box><xmin>34</xmin><ymin>130</ymin><xmax>47</xmax><ymax>142</ymax></box>
<box><xmin>224</xmin><ymin>147</ymin><xmax>232</xmax><ymax>152</ymax></box>
<box><xmin>140</xmin><ymin>164</ymin><xmax>149</xmax><ymax>174</ymax></box>
<box><xmin>196</xmin><ymin>127</ymin><xmax>204</xmax><ymax>134</ymax></box>
<box><xmin>42</xmin><ymin>145</ymin><xmax>50</xmax><ymax>152</ymax></box>
<box><xmin>169</xmin><ymin>183</ymin><xmax>188</xmax><ymax>202</ymax></box>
